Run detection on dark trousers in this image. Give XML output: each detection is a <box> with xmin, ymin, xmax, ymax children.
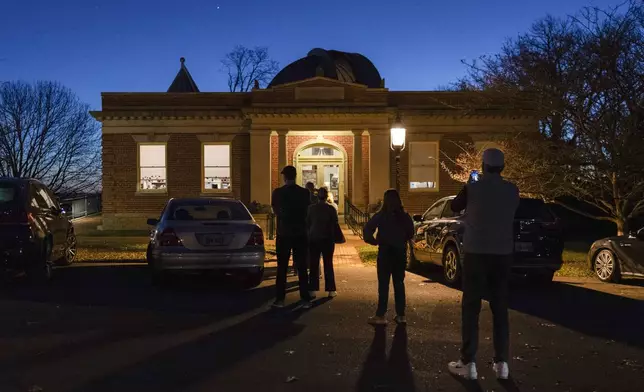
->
<box><xmin>461</xmin><ymin>253</ymin><xmax>511</xmax><ymax>364</ymax></box>
<box><xmin>308</xmin><ymin>239</ymin><xmax>336</xmax><ymax>291</ymax></box>
<box><xmin>276</xmin><ymin>235</ymin><xmax>309</xmax><ymax>302</ymax></box>
<box><xmin>376</xmin><ymin>245</ymin><xmax>407</xmax><ymax>317</ymax></box>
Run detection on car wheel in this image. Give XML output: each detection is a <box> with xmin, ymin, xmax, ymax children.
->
<box><xmin>29</xmin><ymin>240</ymin><xmax>53</xmax><ymax>284</ymax></box>
<box><xmin>594</xmin><ymin>249</ymin><xmax>621</xmax><ymax>283</ymax></box>
<box><xmin>56</xmin><ymin>230</ymin><xmax>77</xmax><ymax>266</ymax></box>
<box><xmin>245</xmin><ymin>269</ymin><xmax>264</xmax><ymax>288</ymax></box>
<box><xmin>442</xmin><ymin>245</ymin><xmax>461</xmax><ymax>286</ymax></box>
<box><xmin>406</xmin><ymin>241</ymin><xmax>419</xmax><ymax>270</ymax></box>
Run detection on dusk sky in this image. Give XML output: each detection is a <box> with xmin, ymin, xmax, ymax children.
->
<box><xmin>1</xmin><ymin>0</ymin><xmax>618</xmax><ymax>110</ymax></box>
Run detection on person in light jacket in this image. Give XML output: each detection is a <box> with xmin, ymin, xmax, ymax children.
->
<box><xmin>363</xmin><ymin>189</ymin><xmax>414</xmax><ymax>325</ymax></box>
<box><xmin>447</xmin><ymin>148</ymin><xmax>519</xmax><ymax>381</ymax></box>
<box><xmin>306</xmin><ymin>187</ymin><xmax>338</xmax><ymax>298</ymax></box>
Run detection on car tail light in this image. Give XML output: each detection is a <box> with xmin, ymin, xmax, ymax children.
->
<box><xmin>157</xmin><ymin>228</ymin><xmax>182</xmax><ymax>247</ymax></box>
<box><xmin>246</xmin><ymin>227</ymin><xmax>264</xmax><ymax>246</ymax></box>
<box><xmin>0</xmin><ymin>210</ymin><xmax>35</xmax><ymax>225</ymax></box>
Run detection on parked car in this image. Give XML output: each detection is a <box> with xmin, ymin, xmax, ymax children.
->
<box><xmin>0</xmin><ymin>178</ymin><xmax>77</xmax><ymax>282</ymax></box>
<box><xmin>587</xmin><ymin>228</ymin><xmax>644</xmax><ymax>283</ymax></box>
<box><xmin>408</xmin><ymin>196</ymin><xmax>564</xmax><ymax>285</ymax></box>
<box><xmin>146</xmin><ymin>198</ymin><xmax>265</xmax><ymax>287</ymax></box>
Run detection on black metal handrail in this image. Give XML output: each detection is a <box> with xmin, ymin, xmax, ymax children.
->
<box><xmin>344</xmin><ymin>195</ymin><xmax>371</xmax><ymax>239</ymax></box>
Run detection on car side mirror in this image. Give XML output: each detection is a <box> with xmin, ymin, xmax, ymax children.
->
<box><xmin>636</xmin><ymin>228</ymin><xmax>644</xmax><ymax>241</ymax></box>
<box><xmin>413</xmin><ymin>214</ymin><xmax>423</xmax><ymax>222</ymax></box>
<box><xmin>147</xmin><ymin>218</ymin><xmax>159</xmax><ymax>226</ymax></box>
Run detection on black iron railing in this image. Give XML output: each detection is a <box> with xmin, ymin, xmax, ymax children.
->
<box><xmin>344</xmin><ymin>196</ymin><xmax>371</xmax><ymax>239</ymax></box>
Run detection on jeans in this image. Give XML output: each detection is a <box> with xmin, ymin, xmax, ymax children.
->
<box><xmin>308</xmin><ymin>239</ymin><xmax>336</xmax><ymax>291</ymax></box>
<box><xmin>275</xmin><ymin>235</ymin><xmax>309</xmax><ymax>302</ymax></box>
<box><xmin>461</xmin><ymin>253</ymin><xmax>511</xmax><ymax>364</ymax></box>
<box><xmin>376</xmin><ymin>245</ymin><xmax>407</xmax><ymax>317</ymax></box>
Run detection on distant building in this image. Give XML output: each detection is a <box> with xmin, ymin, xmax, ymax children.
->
<box><xmin>91</xmin><ymin>49</ymin><xmax>536</xmax><ymax>230</ymax></box>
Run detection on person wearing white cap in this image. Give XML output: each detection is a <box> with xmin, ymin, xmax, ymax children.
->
<box><xmin>447</xmin><ymin>148</ymin><xmax>519</xmax><ymax>381</ymax></box>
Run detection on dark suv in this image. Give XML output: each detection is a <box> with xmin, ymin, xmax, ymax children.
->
<box><xmin>409</xmin><ymin>196</ymin><xmax>564</xmax><ymax>285</ymax></box>
<box><xmin>0</xmin><ymin>178</ymin><xmax>77</xmax><ymax>282</ymax></box>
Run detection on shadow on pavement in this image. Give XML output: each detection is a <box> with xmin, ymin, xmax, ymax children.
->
<box><xmin>68</xmin><ymin>309</ymin><xmax>307</xmax><ymax>392</ymax></box>
<box><xmin>356</xmin><ymin>325</ymin><xmax>415</xmax><ymax>392</ymax></box>
<box><xmin>410</xmin><ymin>263</ymin><xmax>644</xmax><ymax>349</ymax></box>
<box><xmin>0</xmin><ymin>263</ymin><xmax>305</xmax><ymax>389</ymax></box>
<box><xmin>0</xmin><ymin>264</ymin><xmax>289</xmax><ymax>315</ymax></box>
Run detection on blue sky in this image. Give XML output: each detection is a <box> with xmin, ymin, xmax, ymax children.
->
<box><xmin>0</xmin><ymin>0</ymin><xmax>618</xmax><ymax>109</ymax></box>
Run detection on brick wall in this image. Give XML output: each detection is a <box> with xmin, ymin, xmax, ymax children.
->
<box><xmin>270</xmin><ymin>135</ymin><xmax>279</xmax><ymax>191</ymax></box>
<box><xmin>102</xmin><ymin>133</ymin><xmax>250</xmax><ymax>230</ymax></box>
<box><xmin>392</xmin><ymin>133</ymin><xmax>472</xmax><ymax>215</ymax></box>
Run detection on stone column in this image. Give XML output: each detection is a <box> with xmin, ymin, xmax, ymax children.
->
<box><xmin>351</xmin><ymin>129</ymin><xmax>364</xmax><ymax>208</ymax></box>
<box><xmin>250</xmin><ymin>128</ymin><xmax>272</xmax><ymax>205</ymax></box>
<box><xmin>369</xmin><ymin>129</ymin><xmax>391</xmax><ymax>205</ymax></box>
<box><xmin>277</xmin><ymin>129</ymin><xmax>288</xmax><ymax>170</ymax></box>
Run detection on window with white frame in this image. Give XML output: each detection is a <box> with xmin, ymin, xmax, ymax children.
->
<box><xmin>409</xmin><ymin>142</ymin><xmax>439</xmax><ymax>190</ymax></box>
<box><xmin>203</xmin><ymin>144</ymin><xmax>231</xmax><ymax>191</ymax></box>
<box><xmin>139</xmin><ymin>144</ymin><xmax>167</xmax><ymax>191</ymax></box>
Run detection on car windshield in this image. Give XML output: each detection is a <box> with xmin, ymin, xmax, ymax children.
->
<box><xmin>516</xmin><ymin>199</ymin><xmax>556</xmax><ymax>222</ymax></box>
<box><xmin>0</xmin><ymin>182</ymin><xmax>18</xmax><ymax>205</ymax></box>
<box><xmin>167</xmin><ymin>200</ymin><xmax>252</xmax><ymax>221</ymax></box>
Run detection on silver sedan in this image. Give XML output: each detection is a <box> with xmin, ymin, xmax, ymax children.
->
<box><xmin>146</xmin><ymin>198</ymin><xmax>265</xmax><ymax>287</ymax></box>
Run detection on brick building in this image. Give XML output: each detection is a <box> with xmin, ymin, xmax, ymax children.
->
<box><xmin>91</xmin><ymin>49</ymin><xmax>537</xmax><ymax>230</ymax></box>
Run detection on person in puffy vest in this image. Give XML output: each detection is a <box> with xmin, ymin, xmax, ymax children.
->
<box><xmin>447</xmin><ymin>148</ymin><xmax>519</xmax><ymax>381</ymax></box>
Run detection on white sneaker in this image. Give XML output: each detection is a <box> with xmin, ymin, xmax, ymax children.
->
<box><xmin>327</xmin><ymin>291</ymin><xmax>337</xmax><ymax>298</ymax></box>
<box><xmin>271</xmin><ymin>300</ymin><xmax>285</xmax><ymax>309</ymax></box>
<box><xmin>308</xmin><ymin>291</ymin><xmax>317</xmax><ymax>299</ymax></box>
<box><xmin>493</xmin><ymin>361</ymin><xmax>509</xmax><ymax>379</ymax></box>
<box><xmin>448</xmin><ymin>360</ymin><xmax>477</xmax><ymax>380</ymax></box>
<box><xmin>301</xmin><ymin>300</ymin><xmax>313</xmax><ymax>309</ymax></box>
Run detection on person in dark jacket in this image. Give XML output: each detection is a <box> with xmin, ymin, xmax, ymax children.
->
<box><xmin>363</xmin><ymin>189</ymin><xmax>414</xmax><ymax>325</ymax></box>
<box><xmin>447</xmin><ymin>148</ymin><xmax>519</xmax><ymax>381</ymax></box>
<box><xmin>305</xmin><ymin>182</ymin><xmax>318</xmax><ymax>204</ymax></box>
<box><xmin>271</xmin><ymin>166</ymin><xmax>313</xmax><ymax>309</ymax></box>
<box><xmin>306</xmin><ymin>187</ymin><xmax>339</xmax><ymax>298</ymax></box>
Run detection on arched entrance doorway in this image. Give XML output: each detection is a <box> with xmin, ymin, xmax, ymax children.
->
<box><xmin>294</xmin><ymin>142</ymin><xmax>346</xmax><ymax>214</ymax></box>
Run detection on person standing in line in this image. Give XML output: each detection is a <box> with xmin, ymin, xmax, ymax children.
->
<box><xmin>305</xmin><ymin>181</ymin><xmax>318</xmax><ymax>204</ymax></box>
<box><xmin>363</xmin><ymin>189</ymin><xmax>414</xmax><ymax>326</ymax></box>
<box><xmin>271</xmin><ymin>166</ymin><xmax>313</xmax><ymax>309</ymax></box>
<box><xmin>306</xmin><ymin>187</ymin><xmax>338</xmax><ymax>299</ymax></box>
<box><xmin>447</xmin><ymin>148</ymin><xmax>519</xmax><ymax>381</ymax></box>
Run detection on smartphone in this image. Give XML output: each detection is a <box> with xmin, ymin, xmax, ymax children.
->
<box><xmin>469</xmin><ymin>170</ymin><xmax>479</xmax><ymax>183</ymax></box>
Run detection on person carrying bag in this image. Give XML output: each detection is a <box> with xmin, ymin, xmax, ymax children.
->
<box><xmin>306</xmin><ymin>187</ymin><xmax>339</xmax><ymax>298</ymax></box>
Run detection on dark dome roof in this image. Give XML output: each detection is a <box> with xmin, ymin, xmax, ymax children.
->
<box><xmin>268</xmin><ymin>48</ymin><xmax>382</xmax><ymax>88</ymax></box>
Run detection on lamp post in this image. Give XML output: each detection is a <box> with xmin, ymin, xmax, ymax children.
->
<box><xmin>390</xmin><ymin>113</ymin><xmax>406</xmax><ymax>193</ymax></box>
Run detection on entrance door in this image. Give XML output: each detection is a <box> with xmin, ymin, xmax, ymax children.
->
<box><xmin>295</xmin><ymin>144</ymin><xmax>345</xmax><ymax>214</ymax></box>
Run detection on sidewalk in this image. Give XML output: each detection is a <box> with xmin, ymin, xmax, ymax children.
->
<box><xmin>265</xmin><ymin>224</ymin><xmax>363</xmax><ymax>267</ymax></box>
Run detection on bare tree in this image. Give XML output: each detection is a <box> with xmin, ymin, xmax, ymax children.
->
<box><xmin>447</xmin><ymin>1</ymin><xmax>644</xmax><ymax>235</ymax></box>
<box><xmin>0</xmin><ymin>81</ymin><xmax>101</xmax><ymax>195</ymax></box>
<box><xmin>221</xmin><ymin>45</ymin><xmax>279</xmax><ymax>92</ymax></box>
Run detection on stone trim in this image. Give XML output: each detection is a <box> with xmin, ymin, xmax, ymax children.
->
<box><xmin>131</xmin><ymin>134</ymin><xmax>170</xmax><ymax>143</ymax></box>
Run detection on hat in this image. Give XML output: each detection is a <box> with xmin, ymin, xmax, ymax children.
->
<box><xmin>482</xmin><ymin>148</ymin><xmax>505</xmax><ymax>167</ymax></box>
<box><xmin>280</xmin><ymin>165</ymin><xmax>297</xmax><ymax>178</ymax></box>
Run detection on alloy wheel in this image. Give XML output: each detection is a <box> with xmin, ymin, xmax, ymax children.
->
<box><xmin>444</xmin><ymin>250</ymin><xmax>458</xmax><ymax>281</ymax></box>
<box><xmin>65</xmin><ymin>233</ymin><xmax>77</xmax><ymax>264</ymax></box>
<box><xmin>595</xmin><ymin>250</ymin><xmax>614</xmax><ymax>281</ymax></box>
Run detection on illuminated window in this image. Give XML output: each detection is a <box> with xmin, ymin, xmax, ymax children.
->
<box><xmin>409</xmin><ymin>142</ymin><xmax>439</xmax><ymax>191</ymax></box>
<box><xmin>203</xmin><ymin>144</ymin><xmax>231</xmax><ymax>191</ymax></box>
<box><xmin>139</xmin><ymin>144</ymin><xmax>167</xmax><ymax>191</ymax></box>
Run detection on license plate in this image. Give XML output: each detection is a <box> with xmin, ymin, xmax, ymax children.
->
<box><xmin>515</xmin><ymin>242</ymin><xmax>534</xmax><ymax>252</ymax></box>
<box><xmin>199</xmin><ymin>234</ymin><xmax>231</xmax><ymax>246</ymax></box>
